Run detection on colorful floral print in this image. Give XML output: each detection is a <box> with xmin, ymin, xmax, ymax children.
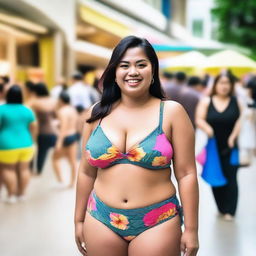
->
<box><xmin>110</xmin><ymin>213</ymin><xmax>129</xmax><ymax>230</ymax></box>
<box><xmin>152</xmin><ymin>156</ymin><xmax>168</xmax><ymax>166</ymax></box>
<box><xmin>143</xmin><ymin>202</ymin><xmax>178</xmax><ymax>227</ymax></box>
<box><xmin>86</xmin><ymin>145</ymin><xmax>147</xmax><ymax>168</ymax></box>
<box><xmin>86</xmin><ymin>146</ymin><xmax>122</xmax><ymax>168</ymax></box>
<box><xmin>126</xmin><ymin>147</ymin><xmax>146</xmax><ymax>162</ymax></box>
<box><xmin>123</xmin><ymin>236</ymin><xmax>136</xmax><ymax>241</ymax></box>
<box><xmin>98</xmin><ymin>146</ymin><xmax>122</xmax><ymax>160</ymax></box>
<box><xmin>153</xmin><ymin>133</ymin><xmax>173</xmax><ymax>159</ymax></box>
<box><xmin>87</xmin><ymin>194</ymin><xmax>97</xmax><ymax>212</ymax></box>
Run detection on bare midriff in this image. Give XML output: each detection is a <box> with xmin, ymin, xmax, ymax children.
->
<box><xmin>93</xmin><ymin>164</ymin><xmax>176</xmax><ymax>209</ymax></box>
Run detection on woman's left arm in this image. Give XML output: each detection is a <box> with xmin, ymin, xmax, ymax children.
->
<box><xmin>168</xmin><ymin>101</ymin><xmax>199</xmax><ymax>256</ymax></box>
<box><xmin>228</xmin><ymin>99</ymin><xmax>243</xmax><ymax>148</ymax></box>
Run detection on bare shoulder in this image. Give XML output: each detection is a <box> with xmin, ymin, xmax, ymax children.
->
<box><xmin>163</xmin><ymin>100</ymin><xmax>186</xmax><ymax>115</ymax></box>
<box><xmin>199</xmin><ymin>96</ymin><xmax>211</xmax><ymax>106</ymax></box>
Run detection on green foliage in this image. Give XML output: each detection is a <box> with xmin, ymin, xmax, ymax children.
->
<box><xmin>212</xmin><ymin>0</ymin><xmax>256</xmax><ymax>57</ymax></box>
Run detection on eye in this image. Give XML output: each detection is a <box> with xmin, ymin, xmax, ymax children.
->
<box><xmin>137</xmin><ymin>63</ymin><xmax>146</xmax><ymax>68</ymax></box>
<box><xmin>119</xmin><ymin>64</ymin><xmax>129</xmax><ymax>68</ymax></box>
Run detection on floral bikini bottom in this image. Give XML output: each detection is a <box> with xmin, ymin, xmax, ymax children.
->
<box><xmin>87</xmin><ymin>190</ymin><xmax>183</xmax><ymax>242</ymax></box>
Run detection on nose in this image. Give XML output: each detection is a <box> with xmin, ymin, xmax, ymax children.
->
<box><xmin>128</xmin><ymin>66</ymin><xmax>139</xmax><ymax>76</ymax></box>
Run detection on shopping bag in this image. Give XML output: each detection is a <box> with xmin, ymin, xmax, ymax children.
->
<box><xmin>201</xmin><ymin>137</ymin><xmax>227</xmax><ymax>187</ymax></box>
<box><xmin>230</xmin><ymin>147</ymin><xmax>239</xmax><ymax>166</ymax></box>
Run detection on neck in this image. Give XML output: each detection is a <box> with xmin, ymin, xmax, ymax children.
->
<box><xmin>120</xmin><ymin>93</ymin><xmax>153</xmax><ymax>108</ymax></box>
<box><xmin>214</xmin><ymin>94</ymin><xmax>230</xmax><ymax>100</ymax></box>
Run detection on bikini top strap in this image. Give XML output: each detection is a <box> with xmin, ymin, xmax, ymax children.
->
<box><xmin>98</xmin><ymin>118</ymin><xmax>103</xmax><ymax>125</ymax></box>
<box><xmin>159</xmin><ymin>101</ymin><xmax>164</xmax><ymax>128</ymax></box>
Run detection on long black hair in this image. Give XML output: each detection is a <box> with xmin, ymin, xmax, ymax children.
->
<box><xmin>87</xmin><ymin>35</ymin><xmax>164</xmax><ymax>123</ymax></box>
<box><xmin>6</xmin><ymin>85</ymin><xmax>23</xmax><ymax>103</ymax></box>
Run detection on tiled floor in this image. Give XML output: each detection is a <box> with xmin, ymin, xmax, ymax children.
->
<box><xmin>0</xmin><ymin>155</ymin><xmax>255</xmax><ymax>256</ymax></box>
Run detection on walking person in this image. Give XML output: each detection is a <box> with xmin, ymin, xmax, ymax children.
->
<box><xmin>196</xmin><ymin>73</ymin><xmax>242</xmax><ymax>221</ymax></box>
<box><xmin>52</xmin><ymin>91</ymin><xmax>79</xmax><ymax>188</ymax></box>
<box><xmin>0</xmin><ymin>85</ymin><xmax>37</xmax><ymax>203</ymax></box>
<box><xmin>68</xmin><ymin>71</ymin><xmax>100</xmax><ymax>111</ymax></box>
<box><xmin>28</xmin><ymin>83</ymin><xmax>58</xmax><ymax>175</ymax></box>
<box><xmin>74</xmin><ymin>36</ymin><xmax>199</xmax><ymax>256</ymax></box>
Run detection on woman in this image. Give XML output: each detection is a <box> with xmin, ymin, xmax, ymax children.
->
<box><xmin>0</xmin><ymin>85</ymin><xmax>37</xmax><ymax>203</ymax></box>
<box><xmin>196</xmin><ymin>73</ymin><xmax>241</xmax><ymax>221</ymax></box>
<box><xmin>74</xmin><ymin>36</ymin><xmax>199</xmax><ymax>256</ymax></box>
<box><xmin>28</xmin><ymin>83</ymin><xmax>58</xmax><ymax>174</ymax></box>
<box><xmin>52</xmin><ymin>91</ymin><xmax>79</xmax><ymax>187</ymax></box>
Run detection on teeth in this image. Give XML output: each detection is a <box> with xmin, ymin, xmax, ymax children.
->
<box><xmin>127</xmin><ymin>80</ymin><xmax>140</xmax><ymax>83</ymax></box>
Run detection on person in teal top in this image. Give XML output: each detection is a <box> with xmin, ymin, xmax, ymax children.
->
<box><xmin>0</xmin><ymin>85</ymin><xmax>37</xmax><ymax>204</ymax></box>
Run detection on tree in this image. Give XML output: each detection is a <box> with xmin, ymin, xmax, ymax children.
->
<box><xmin>212</xmin><ymin>0</ymin><xmax>256</xmax><ymax>57</ymax></box>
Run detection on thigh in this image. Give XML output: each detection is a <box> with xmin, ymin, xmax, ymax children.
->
<box><xmin>128</xmin><ymin>216</ymin><xmax>182</xmax><ymax>256</ymax></box>
<box><xmin>18</xmin><ymin>161</ymin><xmax>30</xmax><ymax>170</ymax></box>
<box><xmin>63</xmin><ymin>144</ymin><xmax>77</xmax><ymax>161</ymax></box>
<box><xmin>83</xmin><ymin>213</ymin><xmax>128</xmax><ymax>256</ymax></box>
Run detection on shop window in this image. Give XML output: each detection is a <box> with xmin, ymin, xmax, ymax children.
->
<box><xmin>192</xmin><ymin>19</ymin><xmax>204</xmax><ymax>38</ymax></box>
<box><xmin>17</xmin><ymin>42</ymin><xmax>39</xmax><ymax>66</ymax></box>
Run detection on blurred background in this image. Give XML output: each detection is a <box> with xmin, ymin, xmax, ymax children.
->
<box><xmin>0</xmin><ymin>0</ymin><xmax>256</xmax><ymax>255</ymax></box>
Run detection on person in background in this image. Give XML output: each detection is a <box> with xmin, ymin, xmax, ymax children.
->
<box><xmin>51</xmin><ymin>77</ymin><xmax>68</xmax><ymax>99</ymax></box>
<box><xmin>27</xmin><ymin>83</ymin><xmax>58</xmax><ymax>175</ymax></box>
<box><xmin>196</xmin><ymin>73</ymin><xmax>242</xmax><ymax>221</ymax></box>
<box><xmin>187</xmin><ymin>76</ymin><xmax>205</xmax><ymax>94</ymax></box>
<box><xmin>0</xmin><ymin>76</ymin><xmax>10</xmax><ymax>104</ymax></box>
<box><xmin>74</xmin><ymin>36</ymin><xmax>199</xmax><ymax>256</ymax></box>
<box><xmin>0</xmin><ymin>85</ymin><xmax>37</xmax><ymax>203</ymax></box>
<box><xmin>68</xmin><ymin>71</ymin><xmax>100</xmax><ymax>112</ymax></box>
<box><xmin>236</xmin><ymin>77</ymin><xmax>256</xmax><ymax>165</ymax></box>
<box><xmin>52</xmin><ymin>91</ymin><xmax>79</xmax><ymax>188</ymax></box>
<box><xmin>160</xmin><ymin>71</ymin><xmax>174</xmax><ymax>92</ymax></box>
<box><xmin>163</xmin><ymin>71</ymin><xmax>187</xmax><ymax>102</ymax></box>
<box><xmin>177</xmin><ymin>76</ymin><xmax>202</xmax><ymax>127</ymax></box>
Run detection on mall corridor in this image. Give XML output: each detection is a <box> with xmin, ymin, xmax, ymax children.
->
<box><xmin>0</xmin><ymin>155</ymin><xmax>256</xmax><ymax>256</ymax></box>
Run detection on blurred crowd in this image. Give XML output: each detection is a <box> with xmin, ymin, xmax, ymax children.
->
<box><xmin>0</xmin><ymin>68</ymin><xmax>256</xmax><ymax>206</ymax></box>
<box><xmin>0</xmin><ymin>71</ymin><xmax>100</xmax><ymax>203</ymax></box>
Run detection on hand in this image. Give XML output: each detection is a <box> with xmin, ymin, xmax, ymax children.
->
<box><xmin>180</xmin><ymin>229</ymin><xmax>199</xmax><ymax>256</ymax></box>
<box><xmin>75</xmin><ymin>221</ymin><xmax>87</xmax><ymax>255</ymax></box>
<box><xmin>228</xmin><ymin>136</ymin><xmax>235</xmax><ymax>148</ymax></box>
<box><xmin>54</xmin><ymin>142</ymin><xmax>62</xmax><ymax>154</ymax></box>
<box><xmin>206</xmin><ymin>127</ymin><xmax>214</xmax><ymax>137</ymax></box>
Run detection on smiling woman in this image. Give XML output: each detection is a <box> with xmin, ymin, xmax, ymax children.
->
<box><xmin>74</xmin><ymin>36</ymin><xmax>199</xmax><ymax>256</ymax></box>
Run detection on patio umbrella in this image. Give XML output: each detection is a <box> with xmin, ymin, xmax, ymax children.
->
<box><xmin>203</xmin><ymin>50</ymin><xmax>256</xmax><ymax>77</ymax></box>
<box><xmin>160</xmin><ymin>51</ymin><xmax>207</xmax><ymax>75</ymax></box>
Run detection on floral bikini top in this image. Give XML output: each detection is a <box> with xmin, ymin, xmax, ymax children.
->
<box><xmin>85</xmin><ymin>101</ymin><xmax>173</xmax><ymax>169</ymax></box>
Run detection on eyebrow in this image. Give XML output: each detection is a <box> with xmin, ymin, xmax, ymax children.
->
<box><xmin>119</xmin><ymin>59</ymin><xmax>148</xmax><ymax>64</ymax></box>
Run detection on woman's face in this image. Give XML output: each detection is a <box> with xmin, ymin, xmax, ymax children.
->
<box><xmin>215</xmin><ymin>75</ymin><xmax>232</xmax><ymax>97</ymax></box>
<box><xmin>115</xmin><ymin>47</ymin><xmax>153</xmax><ymax>97</ymax></box>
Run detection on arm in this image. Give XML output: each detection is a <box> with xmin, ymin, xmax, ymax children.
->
<box><xmin>74</xmin><ymin>108</ymin><xmax>98</xmax><ymax>255</ymax></box>
<box><xmin>228</xmin><ymin>99</ymin><xmax>243</xmax><ymax>148</ymax></box>
<box><xmin>29</xmin><ymin>121</ymin><xmax>38</xmax><ymax>142</ymax></box>
<box><xmin>170</xmin><ymin>102</ymin><xmax>199</xmax><ymax>256</ymax></box>
<box><xmin>195</xmin><ymin>97</ymin><xmax>214</xmax><ymax>137</ymax></box>
<box><xmin>55</xmin><ymin>109</ymin><xmax>67</xmax><ymax>150</ymax></box>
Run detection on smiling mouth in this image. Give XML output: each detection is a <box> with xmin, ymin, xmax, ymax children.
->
<box><xmin>125</xmin><ymin>79</ymin><xmax>142</xmax><ymax>86</ymax></box>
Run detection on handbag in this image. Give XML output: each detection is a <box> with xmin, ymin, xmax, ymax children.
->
<box><xmin>201</xmin><ymin>137</ymin><xmax>227</xmax><ymax>187</ymax></box>
<box><xmin>230</xmin><ymin>147</ymin><xmax>239</xmax><ymax>166</ymax></box>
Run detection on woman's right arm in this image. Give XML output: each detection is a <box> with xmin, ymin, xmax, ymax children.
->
<box><xmin>74</xmin><ymin>108</ymin><xmax>98</xmax><ymax>255</ymax></box>
<box><xmin>195</xmin><ymin>97</ymin><xmax>214</xmax><ymax>137</ymax></box>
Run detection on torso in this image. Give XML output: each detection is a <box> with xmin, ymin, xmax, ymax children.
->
<box><xmin>0</xmin><ymin>104</ymin><xmax>35</xmax><ymax>149</ymax></box>
<box><xmin>206</xmin><ymin>96</ymin><xmax>240</xmax><ymax>151</ymax></box>
<box><xmin>30</xmin><ymin>97</ymin><xmax>58</xmax><ymax>134</ymax></box>
<box><xmin>88</xmin><ymin>98</ymin><xmax>177</xmax><ymax>209</ymax></box>
<box><xmin>58</xmin><ymin>105</ymin><xmax>79</xmax><ymax>136</ymax></box>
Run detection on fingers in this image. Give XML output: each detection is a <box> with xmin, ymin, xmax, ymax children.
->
<box><xmin>180</xmin><ymin>241</ymin><xmax>186</xmax><ymax>255</ymax></box>
<box><xmin>75</xmin><ymin>238</ymin><xmax>87</xmax><ymax>255</ymax></box>
<box><xmin>181</xmin><ymin>242</ymin><xmax>198</xmax><ymax>256</ymax></box>
<box><xmin>184</xmin><ymin>248</ymin><xmax>198</xmax><ymax>256</ymax></box>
